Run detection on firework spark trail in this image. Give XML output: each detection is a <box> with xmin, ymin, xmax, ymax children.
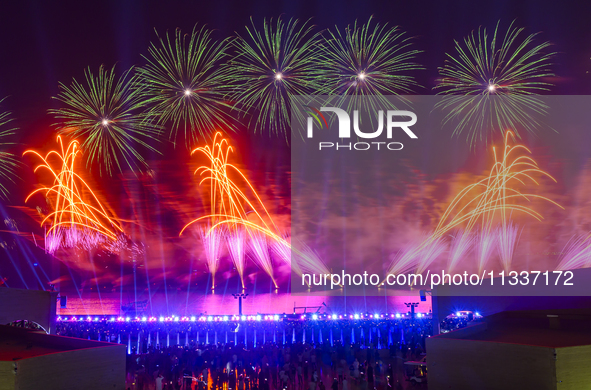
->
<box><xmin>181</xmin><ymin>132</ymin><xmax>280</xmax><ymax>238</ymax></box>
<box><xmin>271</xmin><ymin>237</ymin><xmax>305</xmax><ymax>276</ymax></box>
<box><xmin>139</xmin><ymin>25</ymin><xmax>235</xmax><ymax>146</ymax></box>
<box><xmin>45</xmin><ymin>228</ymin><xmax>110</xmax><ymax>254</ymax></box>
<box><xmin>0</xmin><ymin>98</ymin><xmax>19</xmax><ymax>200</ymax></box>
<box><xmin>180</xmin><ymin>133</ymin><xmax>331</xmax><ymax>287</ymax></box>
<box><xmin>226</xmin><ymin>229</ymin><xmax>247</xmax><ymax>289</ymax></box>
<box><xmin>248</xmin><ymin>231</ymin><xmax>277</xmax><ymax>288</ymax></box>
<box><xmin>181</xmin><ymin>132</ymin><xmax>284</xmax><ymax>286</ymax></box>
<box><xmin>200</xmin><ymin>226</ymin><xmax>224</xmax><ymax>290</ymax></box>
<box><xmin>416</xmin><ymin>235</ymin><xmax>447</xmax><ymax>275</ymax></box>
<box><xmin>435</xmin><ymin>131</ymin><xmax>560</xmax><ymax>250</ymax></box>
<box><xmin>270</xmin><ymin>237</ymin><xmax>304</xmax><ymax>276</ymax></box>
<box><xmin>476</xmin><ymin>231</ymin><xmax>497</xmax><ymax>274</ymax></box>
<box><xmin>271</xmin><ymin>238</ymin><xmax>316</xmax><ymax>288</ymax></box>
<box><xmin>387</xmin><ymin>131</ymin><xmax>562</xmax><ymax>275</ymax></box>
<box><xmin>474</xmin><ymin>190</ymin><xmax>497</xmax><ymax>274</ymax></box>
<box><xmin>292</xmin><ymin>240</ymin><xmax>331</xmax><ymax>276</ymax></box>
<box><xmin>388</xmin><ymin>234</ymin><xmax>446</xmax><ymax>277</ymax></box>
<box><xmin>556</xmin><ymin>235</ymin><xmax>591</xmax><ymax>270</ymax></box>
<box><xmin>24</xmin><ymin>136</ymin><xmax>123</xmax><ymax>254</ymax></box>
<box><xmin>228</xmin><ymin>17</ymin><xmax>324</xmax><ymax>138</ymax></box>
<box><xmin>497</xmin><ymin>222</ymin><xmax>521</xmax><ymax>272</ymax></box>
<box><xmin>321</xmin><ymin>16</ymin><xmax>422</xmax><ymax>117</ymax></box>
<box><xmin>447</xmin><ymin>230</ymin><xmax>475</xmax><ymax>273</ymax></box>
<box><xmin>435</xmin><ymin>20</ymin><xmax>555</xmax><ymax>146</ymax></box>
<box><xmin>270</xmin><ymin>236</ymin><xmax>292</xmax><ymax>266</ymax></box>
<box><xmin>387</xmin><ymin>249</ymin><xmax>416</xmax><ymax>276</ymax></box>
<box><xmin>50</xmin><ymin>65</ymin><xmax>160</xmax><ymax>175</ymax></box>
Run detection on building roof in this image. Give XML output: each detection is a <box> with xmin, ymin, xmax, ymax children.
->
<box><xmin>0</xmin><ymin>325</ymin><xmax>121</xmax><ymax>361</ymax></box>
<box><xmin>462</xmin><ymin>325</ymin><xmax>591</xmax><ymax>348</ymax></box>
<box><xmin>437</xmin><ymin>309</ymin><xmax>591</xmax><ymax>348</ymax></box>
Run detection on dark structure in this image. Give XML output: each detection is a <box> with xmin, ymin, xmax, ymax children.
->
<box><xmin>427</xmin><ymin>309</ymin><xmax>591</xmax><ymax>390</ymax></box>
<box><xmin>0</xmin><ymin>288</ymin><xmax>58</xmax><ymax>334</ymax></box>
<box><xmin>431</xmin><ymin>268</ymin><xmax>591</xmax><ymax>334</ymax></box>
<box><xmin>0</xmin><ymin>324</ymin><xmax>126</xmax><ymax>390</ymax></box>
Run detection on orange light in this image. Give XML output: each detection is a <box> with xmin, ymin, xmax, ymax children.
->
<box><xmin>24</xmin><ymin>136</ymin><xmax>123</xmax><ymax>253</ymax></box>
<box><xmin>180</xmin><ymin>132</ymin><xmax>332</xmax><ymax>287</ymax></box>
<box><xmin>388</xmin><ymin>131</ymin><xmax>562</xmax><ymax>275</ymax></box>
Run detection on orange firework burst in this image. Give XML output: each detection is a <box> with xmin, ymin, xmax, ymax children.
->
<box><xmin>181</xmin><ymin>132</ymin><xmax>282</xmax><ymax>288</ymax></box>
<box><xmin>388</xmin><ymin>131</ymin><xmax>562</xmax><ymax>276</ymax></box>
<box><xmin>180</xmin><ymin>132</ymin><xmax>281</xmax><ymax>239</ymax></box>
<box><xmin>24</xmin><ymin>136</ymin><xmax>123</xmax><ymax>253</ymax></box>
<box><xmin>181</xmin><ymin>132</ymin><xmax>332</xmax><ymax>289</ymax></box>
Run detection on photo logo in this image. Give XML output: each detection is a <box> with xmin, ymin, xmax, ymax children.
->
<box><xmin>306</xmin><ymin>107</ymin><xmax>418</xmax><ymax>151</ymax></box>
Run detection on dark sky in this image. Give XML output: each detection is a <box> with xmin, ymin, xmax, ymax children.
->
<box><xmin>1</xmin><ymin>0</ymin><xmax>590</xmax><ymax>137</ymax></box>
<box><xmin>1</xmin><ymin>0</ymin><xmax>586</xmax><ymax>205</ymax></box>
<box><xmin>1</xmin><ymin>0</ymin><xmax>591</xmax><ymax>297</ymax></box>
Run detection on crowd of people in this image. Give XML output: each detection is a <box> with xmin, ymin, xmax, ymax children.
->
<box><xmin>124</xmin><ymin>339</ymin><xmax>421</xmax><ymax>390</ymax></box>
<box><xmin>53</xmin><ymin>315</ymin><xmax>474</xmax><ymax>389</ymax></box>
<box><xmin>55</xmin><ymin>317</ymin><xmax>433</xmax><ymax>353</ymax></box>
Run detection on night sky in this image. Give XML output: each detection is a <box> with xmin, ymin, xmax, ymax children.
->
<box><xmin>1</xmin><ymin>0</ymin><xmax>588</xmax><ymax>204</ymax></box>
<box><xmin>1</xmin><ymin>0</ymin><xmax>590</xmax><ymax>135</ymax></box>
<box><xmin>1</xmin><ymin>0</ymin><xmax>591</xmax><ymax>303</ymax></box>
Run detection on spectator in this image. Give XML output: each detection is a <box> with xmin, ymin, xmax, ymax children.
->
<box><xmin>155</xmin><ymin>372</ymin><xmax>164</xmax><ymax>390</ymax></box>
<box><xmin>331</xmin><ymin>378</ymin><xmax>338</xmax><ymax>390</ymax></box>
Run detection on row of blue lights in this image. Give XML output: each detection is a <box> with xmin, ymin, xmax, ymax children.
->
<box><xmin>305</xmin><ymin>313</ymin><xmax>430</xmax><ymax>320</ymax></box>
<box><xmin>453</xmin><ymin>311</ymin><xmax>481</xmax><ymax>317</ymax></box>
<box><xmin>57</xmin><ymin>312</ymin><xmax>435</xmax><ymax>322</ymax></box>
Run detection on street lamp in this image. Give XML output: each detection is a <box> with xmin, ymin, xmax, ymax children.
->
<box><xmin>232</xmin><ymin>293</ymin><xmax>248</xmax><ymax>316</ymax></box>
<box><xmin>405</xmin><ymin>302</ymin><xmax>420</xmax><ymax>319</ymax></box>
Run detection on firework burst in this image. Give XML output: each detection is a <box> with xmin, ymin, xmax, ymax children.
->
<box><xmin>227</xmin><ymin>17</ymin><xmax>324</xmax><ymax>138</ymax></box>
<box><xmin>271</xmin><ymin>237</ymin><xmax>302</xmax><ymax>276</ymax></box>
<box><xmin>50</xmin><ymin>65</ymin><xmax>160</xmax><ymax>175</ymax></box>
<box><xmin>0</xmin><ymin>98</ymin><xmax>19</xmax><ymax>200</ymax></box>
<box><xmin>139</xmin><ymin>25</ymin><xmax>235</xmax><ymax>146</ymax></box>
<box><xmin>388</xmin><ymin>233</ymin><xmax>445</xmax><ymax>276</ymax></box>
<box><xmin>416</xmin><ymin>236</ymin><xmax>447</xmax><ymax>275</ymax></box>
<box><xmin>435</xmin><ymin>20</ymin><xmax>555</xmax><ymax>146</ymax></box>
<box><xmin>556</xmin><ymin>235</ymin><xmax>591</xmax><ymax>270</ymax></box>
<box><xmin>200</xmin><ymin>225</ymin><xmax>224</xmax><ymax>290</ymax></box>
<box><xmin>434</xmin><ymin>131</ymin><xmax>561</xmax><ymax>236</ymax></box>
<box><xmin>24</xmin><ymin>136</ymin><xmax>123</xmax><ymax>253</ymax></box>
<box><xmin>476</xmin><ymin>231</ymin><xmax>497</xmax><ymax>274</ymax></box>
<box><xmin>386</xmin><ymin>131</ymin><xmax>561</xmax><ymax>276</ymax></box>
<box><xmin>226</xmin><ymin>228</ymin><xmax>247</xmax><ymax>289</ymax></box>
<box><xmin>180</xmin><ymin>132</ymin><xmax>285</xmax><ymax>285</ymax></box>
<box><xmin>270</xmin><ymin>236</ymin><xmax>291</xmax><ymax>266</ymax></box>
<box><xmin>248</xmin><ymin>231</ymin><xmax>277</xmax><ymax>288</ymax></box>
<box><xmin>180</xmin><ymin>132</ymin><xmax>281</xmax><ymax>240</ymax></box>
<box><xmin>387</xmin><ymin>248</ymin><xmax>416</xmax><ymax>276</ymax></box>
<box><xmin>497</xmin><ymin>222</ymin><xmax>521</xmax><ymax>272</ymax></box>
<box><xmin>180</xmin><ymin>133</ymin><xmax>331</xmax><ymax>287</ymax></box>
<box><xmin>447</xmin><ymin>230</ymin><xmax>475</xmax><ymax>273</ymax></box>
<box><xmin>321</xmin><ymin>16</ymin><xmax>422</xmax><ymax>115</ymax></box>
<box><xmin>291</xmin><ymin>240</ymin><xmax>332</xmax><ymax>278</ymax></box>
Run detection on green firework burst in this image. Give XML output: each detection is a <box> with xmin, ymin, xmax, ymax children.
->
<box><xmin>435</xmin><ymin>20</ymin><xmax>555</xmax><ymax>146</ymax></box>
<box><xmin>320</xmin><ymin>16</ymin><xmax>423</xmax><ymax>115</ymax></box>
<box><xmin>50</xmin><ymin>65</ymin><xmax>160</xmax><ymax>175</ymax></box>
<box><xmin>0</xmin><ymin>98</ymin><xmax>19</xmax><ymax>200</ymax></box>
<box><xmin>139</xmin><ymin>25</ymin><xmax>235</xmax><ymax>147</ymax></box>
<box><xmin>227</xmin><ymin>17</ymin><xmax>324</xmax><ymax>138</ymax></box>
